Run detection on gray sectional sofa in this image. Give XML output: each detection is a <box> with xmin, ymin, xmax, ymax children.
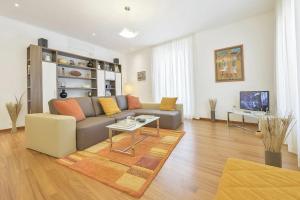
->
<box><xmin>48</xmin><ymin>95</ymin><xmax>183</xmax><ymax>150</ymax></box>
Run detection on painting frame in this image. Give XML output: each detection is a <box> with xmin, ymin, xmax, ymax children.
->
<box><xmin>214</xmin><ymin>45</ymin><xmax>244</xmax><ymax>82</ymax></box>
<box><xmin>137</xmin><ymin>71</ymin><xmax>146</xmax><ymax>81</ymax></box>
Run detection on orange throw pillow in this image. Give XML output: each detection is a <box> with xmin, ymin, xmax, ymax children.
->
<box><xmin>127</xmin><ymin>95</ymin><xmax>142</xmax><ymax>110</ymax></box>
<box><xmin>53</xmin><ymin>99</ymin><xmax>86</xmax><ymax>121</ymax></box>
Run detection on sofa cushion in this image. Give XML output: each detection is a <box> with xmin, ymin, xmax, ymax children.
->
<box><xmin>99</xmin><ymin>97</ymin><xmax>121</xmax><ymax>116</ymax></box>
<box><xmin>91</xmin><ymin>96</ymin><xmax>117</xmax><ymax>116</ymax></box>
<box><xmin>127</xmin><ymin>95</ymin><xmax>142</xmax><ymax>110</ymax></box>
<box><xmin>133</xmin><ymin>109</ymin><xmax>181</xmax><ymax>130</ymax></box>
<box><xmin>111</xmin><ymin>110</ymin><xmax>135</xmax><ymax>121</ymax></box>
<box><xmin>49</xmin><ymin>97</ymin><xmax>95</xmax><ymax>117</ymax></box>
<box><xmin>52</xmin><ymin>99</ymin><xmax>86</xmax><ymax>121</ymax></box>
<box><xmin>75</xmin><ymin>97</ymin><xmax>96</xmax><ymax>117</ymax></box>
<box><xmin>76</xmin><ymin>116</ymin><xmax>115</xmax><ymax>150</ymax></box>
<box><xmin>160</xmin><ymin>97</ymin><xmax>178</xmax><ymax>111</ymax></box>
<box><xmin>116</xmin><ymin>95</ymin><xmax>128</xmax><ymax>110</ymax></box>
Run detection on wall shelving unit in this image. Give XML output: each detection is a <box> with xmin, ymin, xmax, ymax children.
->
<box><xmin>27</xmin><ymin>44</ymin><xmax>122</xmax><ymax>113</ymax></box>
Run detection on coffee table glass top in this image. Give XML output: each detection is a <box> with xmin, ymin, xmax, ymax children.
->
<box><xmin>106</xmin><ymin>115</ymin><xmax>160</xmax><ymax>132</ymax></box>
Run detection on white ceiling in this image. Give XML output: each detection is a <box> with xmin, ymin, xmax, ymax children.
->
<box><xmin>0</xmin><ymin>0</ymin><xmax>274</xmax><ymax>53</ymax></box>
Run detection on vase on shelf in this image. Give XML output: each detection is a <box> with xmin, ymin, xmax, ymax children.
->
<box><xmin>87</xmin><ymin>60</ymin><xmax>93</xmax><ymax>68</ymax></box>
<box><xmin>60</xmin><ymin>89</ymin><xmax>68</xmax><ymax>98</ymax></box>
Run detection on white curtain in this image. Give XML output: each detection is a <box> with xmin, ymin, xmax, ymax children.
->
<box><xmin>152</xmin><ymin>37</ymin><xmax>195</xmax><ymax>118</ymax></box>
<box><xmin>275</xmin><ymin>0</ymin><xmax>300</xmax><ymax>165</ymax></box>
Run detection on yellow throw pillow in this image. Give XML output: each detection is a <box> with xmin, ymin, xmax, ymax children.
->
<box><xmin>98</xmin><ymin>97</ymin><xmax>121</xmax><ymax>116</ymax></box>
<box><xmin>160</xmin><ymin>97</ymin><xmax>177</xmax><ymax>111</ymax></box>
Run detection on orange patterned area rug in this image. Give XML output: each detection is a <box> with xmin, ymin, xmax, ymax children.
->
<box><xmin>57</xmin><ymin>128</ymin><xmax>184</xmax><ymax>198</ymax></box>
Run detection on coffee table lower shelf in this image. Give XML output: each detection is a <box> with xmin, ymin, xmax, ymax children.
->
<box><xmin>108</xmin><ymin>118</ymin><xmax>160</xmax><ymax>157</ymax></box>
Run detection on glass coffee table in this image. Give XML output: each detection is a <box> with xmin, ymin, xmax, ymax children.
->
<box><xmin>106</xmin><ymin>115</ymin><xmax>160</xmax><ymax>156</ymax></box>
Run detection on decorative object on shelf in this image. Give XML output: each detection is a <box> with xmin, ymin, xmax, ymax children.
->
<box><xmin>58</xmin><ymin>58</ymin><xmax>68</xmax><ymax>65</ymax></box>
<box><xmin>38</xmin><ymin>38</ymin><xmax>48</xmax><ymax>48</ymax></box>
<box><xmin>86</xmin><ymin>72</ymin><xmax>91</xmax><ymax>78</ymax></box>
<box><xmin>113</xmin><ymin>58</ymin><xmax>119</xmax><ymax>64</ymax></box>
<box><xmin>27</xmin><ymin>65</ymin><xmax>31</xmax><ymax>75</ymax></box>
<box><xmin>88</xmin><ymin>91</ymin><xmax>92</xmax><ymax>97</ymax></box>
<box><xmin>215</xmin><ymin>45</ymin><xmax>244</xmax><ymax>82</ymax></box>
<box><xmin>70</xmin><ymin>70</ymin><xmax>81</xmax><ymax>77</ymax></box>
<box><xmin>100</xmin><ymin>64</ymin><xmax>104</xmax><ymax>70</ymax></box>
<box><xmin>5</xmin><ymin>94</ymin><xmax>23</xmax><ymax>133</ymax></box>
<box><xmin>69</xmin><ymin>60</ymin><xmax>75</xmax><ymax>65</ymax></box>
<box><xmin>87</xmin><ymin>60</ymin><xmax>93</xmax><ymax>68</ymax></box>
<box><xmin>115</xmin><ymin>65</ymin><xmax>120</xmax><ymax>73</ymax></box>
<box><xmin>60</xmin><ymin>89</ymin><xmax>68</xmax><ymax>98</ymax></box>
<box><xmin>97</xmin><ymin>63</ymin><xmax>101</xmax><ymax>70</ymax></box>
<box><xmin>257</xmin><ymin>113</ymin><xmax>294</xmax><ymax>167</ymax></box>
<box><xmin>137</xmin><ymin>71</ymin><xmax>146</xmax><ymax>81</ymax></box>
<box><xmin>104</xmin><ymin>63</ymin><xmax>110</xmax><ymax>71</ymax></box>
<box><xmin>58</xmin><ymin>80</ymin><xmax>66</xmax><ymax>88</ymax></box>
<box><xmin>44</xmin><ymin>53</ymin><xmax>52</xmax><ymax>62</ymax></box>
<box><xmin>78</xmin><ymin>61</ymin><xmax>86</xmax><ymax>67</ymax></box>
<box><xmin>209</xmin><ymin>98</ymin><xmax>217</xmax><ymax>121</ymax></box>
<box><xmin>61</xmin><ymin>67</ymin><xmax>65</xmax><ymax>76</ymax></box>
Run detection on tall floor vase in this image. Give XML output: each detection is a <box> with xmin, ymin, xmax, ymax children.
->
<box><xmin>11</xmin><ymin>121</ymin><xmax>17</xmax><ymax>133</ymax></box>
<box><xmin>211</xmin><ymin>111</ymin><xmax>216</xmax><ymax>121</ymax></box>
<box><xmin>265</xmin><ymin>151</ymin><xmax>282</xmax><ymax>168</ymax></box>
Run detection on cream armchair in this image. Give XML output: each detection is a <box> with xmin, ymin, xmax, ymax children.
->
<box><xmin>25</xmin><ymin>113</ymin><xmax>76</xmax><ymax>158</ymax></box>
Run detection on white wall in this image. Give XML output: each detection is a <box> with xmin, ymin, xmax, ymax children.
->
<box><xmin>0</xmin><ymin>16</ymin><xmax>125</xmax><ymax>130</ymax></box>
<box><xmin>124</xmin><ymin>48</ymin><xmax>153</xmax><ymax>102</ymax></box>
<box><xmin>194</xmin><ymin>12</ymin><xmax>275</xmax><ymax>120</ymax></box>
<box><xmin>125</xmin><ymin>12</ymin><xmax>275</xmax><ymax>120</ymax></box>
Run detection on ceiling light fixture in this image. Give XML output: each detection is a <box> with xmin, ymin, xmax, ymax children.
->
<box><xmin>119</xmin><ymin>28</ymin><xmax>138</xmax><ymax>39</ymax></box>
<box><xmin>14</xmin><ymin>3</ymin><xmax>20</xmax><ymax>7</ymax></box>
<box><xmin>119</xmin><ymin>6</ymin><xmax>139</xmax><ymax>39</ymax></box>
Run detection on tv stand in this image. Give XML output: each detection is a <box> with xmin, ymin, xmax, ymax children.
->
<box><xmin>227</xmin><ymin>109</ymin><xmax>267</xmax><ymax>132</ymax></box>
<box><xmin>243</xmin><ymin>110</ymin><xmax>252</xmax><ymax>114</ymax></box>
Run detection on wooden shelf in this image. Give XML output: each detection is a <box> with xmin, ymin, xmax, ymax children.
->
<box><xmin>57</xmin><ymin>63</ymin><xmax>96</xmax><ymax>71</ymax></box>
<box><xmin>42</xmin><ymin>60</ymin><xmax>56</xmax><ymax>64</ymax></box>
<box><xmin>58</xmin><ymin>87</ymin><xmax>97</xmax><ymax>90</ymax></box>
<box><xmin>58</xmin><ymin>75</ymin><xmax>96</xmax><ymax>80</ymax></box>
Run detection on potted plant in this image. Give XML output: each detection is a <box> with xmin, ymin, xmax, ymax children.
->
<box><xmin>6</xmin><ymin>94</ymin><xmax>23</xmax><ymax>133</ymax></box>
<box><xmin>258</xmin><ymin>114</ymin><xmax>294</xmax><ymax>167</ymax></box>
<box><xmin>209</xmin><ymin>98</ymin><xmax>217</xmax><ymax>121</ymax></box>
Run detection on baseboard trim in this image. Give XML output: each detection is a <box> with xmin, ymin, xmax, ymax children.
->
<box><xmin>0</xmin><ymin>126</ymin><xmax>25</xmax><ymax>133</ymax></box>
<box><xmin>193</xmin><ymin>117</ymin><xmax>257</xmax><ymax>125</ymax></box>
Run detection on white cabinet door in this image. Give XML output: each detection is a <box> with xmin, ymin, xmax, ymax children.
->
<box><xmin>116</xmin><ymin>73</ymin><xmax>122</xmax><ymax>95</ymax></box>
<box><xmin>97</xmin><ymin>70</ymin><xmax>105</xmax><ymax>96</ymax></box>
<box><xmin>105</xmin><ymin>71</ymin><xmax>115</xmax><ymax>80</ymax></box>
<box><xmin>42</xmin><ymin>62</ymin><xmax>57</xmax><ymax>113</ymax></box>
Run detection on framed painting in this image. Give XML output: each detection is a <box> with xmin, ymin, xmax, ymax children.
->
<box><xmin>215</xmin><ymin>45</ymin><xmax>244</xmax><ymax>82</ymax></box>
<box><xmin>137</xmin><ymin>71</ymin><xmax>146</xmax><ymax>81</ymax></box>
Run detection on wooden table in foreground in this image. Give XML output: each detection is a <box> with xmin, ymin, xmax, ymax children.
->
<box><xmin>106</xmin><ymin>115</ymin><xmax>160</xmax><ymax>156</ymax></box>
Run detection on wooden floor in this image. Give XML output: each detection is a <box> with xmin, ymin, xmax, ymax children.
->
<box><xmin>0</xmin><ymin>120</ymin><xmax>298</xmax><ymax>200</ymax></box>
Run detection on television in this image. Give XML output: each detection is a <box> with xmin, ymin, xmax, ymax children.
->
<box><xmin>240</xmin><ymin>91</ymin><xmax>269</xmax><ymax>112</ymax></box>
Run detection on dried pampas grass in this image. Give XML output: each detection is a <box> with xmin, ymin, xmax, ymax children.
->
<box><xmin>6</xmin><ymin>94</ymin><xmax>23</xmax><ymax>133</ymax></box>
<box><xmin>260</xmin><ymin>113</ymin><xmax>294</xmax><ymax>153</ymax></box>
<box><xmin>209</xmin><ymin>99</ymin><xmax>217</xmax><ymax>111</ymax></box>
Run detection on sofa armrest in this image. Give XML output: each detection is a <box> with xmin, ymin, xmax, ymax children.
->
<box><xmin>141</xmin><ymin>102</ymin><xmax>184</xmax><ymax>122</ymax></box>
<box><xmin>25</xmin><ymin>113</ymin><xmax>76</xmax><ymax>158</ymax></box>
